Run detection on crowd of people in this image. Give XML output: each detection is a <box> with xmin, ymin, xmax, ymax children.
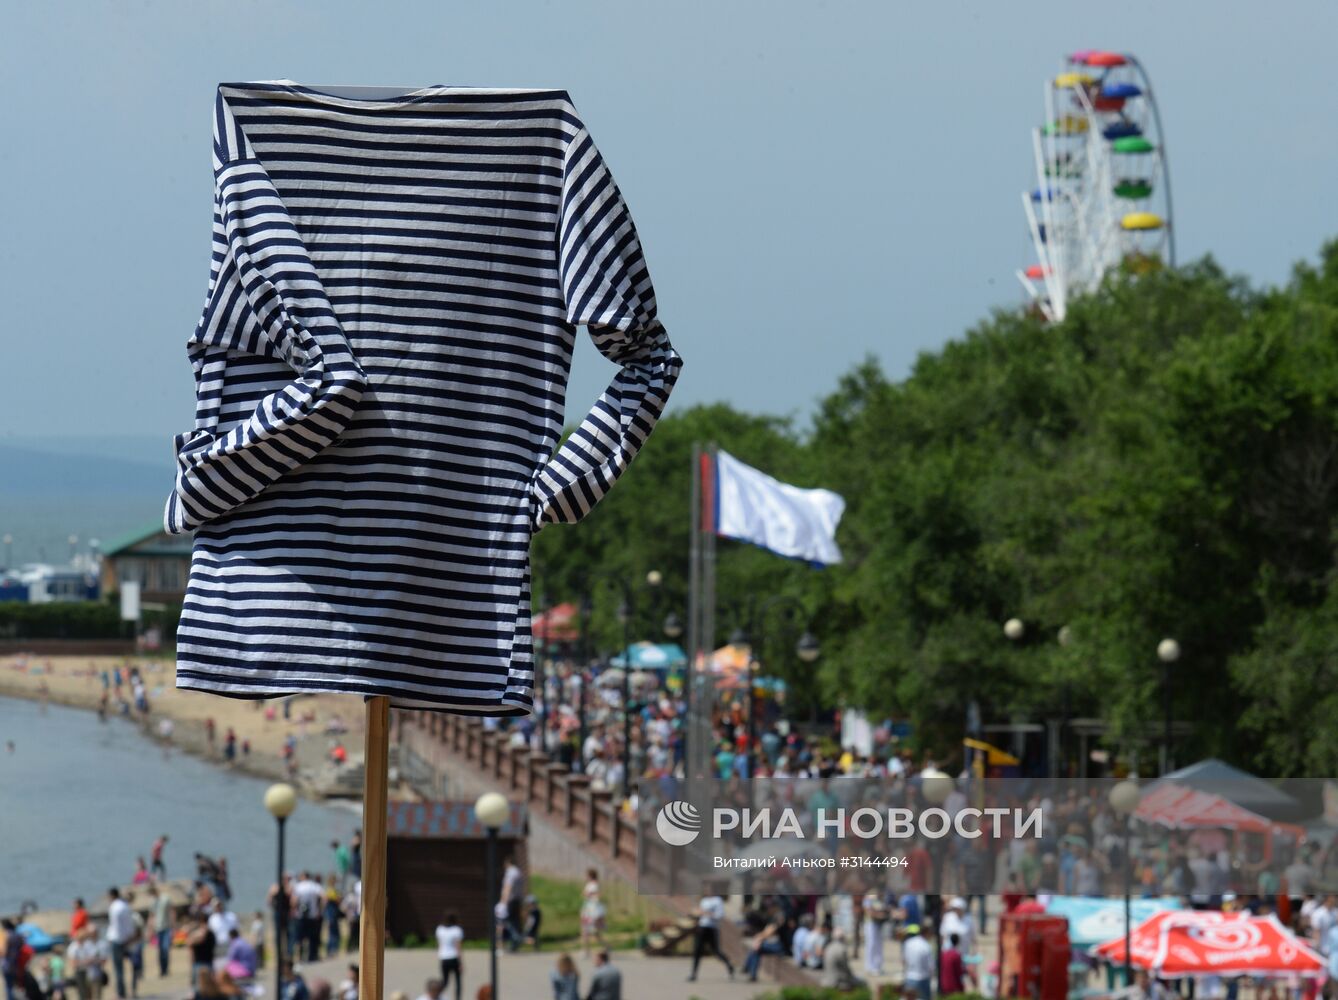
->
<box><xmin>0</xmin><ymin>829</ymin><xmax>366</xmax><ymax>1000</ymax></box>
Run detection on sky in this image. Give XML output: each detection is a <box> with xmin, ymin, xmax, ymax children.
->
<box><xmin>3</xmin><ymin>0</ymin><xmax>1337</xmax><ymax>446</ymax></box>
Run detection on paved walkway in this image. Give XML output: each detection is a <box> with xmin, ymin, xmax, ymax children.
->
<box><xmin>300</xmin><ymin>948</ymin><xmax>765</xmax><ymax>1000</ymax></box>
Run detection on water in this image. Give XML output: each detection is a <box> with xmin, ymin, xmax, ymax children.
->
<box><xmin>0</xmin><ymin>697</ymin><xmax>360</xmax><ymax>915</ymax></box>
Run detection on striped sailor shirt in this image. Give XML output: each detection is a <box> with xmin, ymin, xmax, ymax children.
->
<box><xmin>163</xmin><ymin>81</ymin><xmax>682</xmax><ymax>714</ymax></box>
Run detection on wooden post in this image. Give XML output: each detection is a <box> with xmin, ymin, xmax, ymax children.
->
<box><xmin>360</xmin><ymin>696</ymin><xmax>391</xmax><ymax>1000</ymax></box>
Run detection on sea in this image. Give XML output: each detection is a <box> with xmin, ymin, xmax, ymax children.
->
<box><xmin>0</xmin><ymin>697</ymin><xmax>360</xmax><ymax>916</ymax></box>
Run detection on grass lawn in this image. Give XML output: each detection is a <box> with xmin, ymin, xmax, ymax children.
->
<box><xmin>422</xmin><ymin>874</ymin><xmax>645</xmax><ymax>953</ymax></box>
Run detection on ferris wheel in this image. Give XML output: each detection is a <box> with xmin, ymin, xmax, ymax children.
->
<box><xmin>1017</xmin><ymin>50</ymin><xmax>1175</xmax><ymax>322</ymax></box>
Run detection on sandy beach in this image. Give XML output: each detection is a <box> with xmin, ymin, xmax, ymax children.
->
<box><xmin>0</xmin><ymin>652</ymin><xmax>371</xmax><ymax>794</ymax></box>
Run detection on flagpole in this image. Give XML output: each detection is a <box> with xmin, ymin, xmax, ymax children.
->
<box><xmin>686</xmin><ymin>441</ymin><xmax>701</xmax><ymax>801</ymax></box>
<box><xmin>699</xmin><ymin>442</ymin><xmax>718</xmax><ymax>787</ymax></box>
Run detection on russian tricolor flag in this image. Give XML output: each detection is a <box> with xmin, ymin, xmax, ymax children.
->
<box><xmin>701</xmin><ymin>449</ymin><xmax>845</xmax><ymax>567</ymax></box>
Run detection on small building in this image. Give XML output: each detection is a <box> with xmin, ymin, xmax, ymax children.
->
<box><xmin>100</xmin><ymin>521</ymin><xmax>193</xmax><ymax>605</ymax></box>
<box><xmin>386</xmin><ymin>800</ymin><xmax>528</xmax><ymax>944</ymax></box>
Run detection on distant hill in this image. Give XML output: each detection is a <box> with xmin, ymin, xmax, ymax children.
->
<box><xmin>0</xmin><ymin>438</ymin><xmax>170</xmax><ymax>565</ymax></box>
<box><xmin>0</xmin><ymin>442</ymin><xmax>168</xmax><ymax>497</ymax></box>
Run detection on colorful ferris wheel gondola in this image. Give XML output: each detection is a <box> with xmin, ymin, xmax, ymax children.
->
<box><xmin>1016</xmin><ymin>50</ymin><xmax>1175</xmax><ymax>322</ymax></box>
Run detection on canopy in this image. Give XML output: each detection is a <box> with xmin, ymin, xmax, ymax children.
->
<box><xmin>610</xmin><ymin>641</ymin><xmax>687</xmax><ymax>670</ymax></box>
<box><xmin>1054</xmin><ymin>72</ymin><xmax>1096</xmax><ymax>89</ymax></box>
<box><xmin>1121</xmin><ymin>212</ymin><xmax>1164</xmax><ymax>232</ymax></box>
<box><xmin>16</xmin><ymin>923</ymin><xmax>60</xmax><ymax>953</ymax></box>
<box><xmin>1085</xmin><ymin>51</ymin><xmax>1128</xmax><ymax>68</ymax></box>
<box><xmin>532</xmin><ymin>601</ymin><xmax>580</xmax><ymax>642</ymax></box>
<box><xmin>1155</xmin><ymin>759</ymin><xmax>1302</xmax><ymax>821</ymax></box>
<box><xmin>709</xmin><ymin>643</ymin><xmax>752</xmax><ymax>674</ymax></box>
<box><xmin>1095</xmin><ymin>912</ymin><xmax>1322</xmax><ymax>977</ymax></box>
<box><xmin>963</xmin><ymin>737</ymin><xmax>1020</xmax><ymax>767</ymax></box>
<box><xmin>1044</xmin><ymin>897</ymin><xmax>1181</xmax><ymax>950</ymax></box>
<box><xmin>1044</xmin><ymin>116</ymin><xmax>1089</xmax><ymax>136</ymax></box>
<box><xmin>1135</xmin><ymin>781</ymin><xmax>1303</xmax><ymax>836</ymax></box>
<box><xmin>1103</xmin><ymin>122</ymin><xmax>1143</xmax><ymax>141</ymax></box>
<box><xmin>1102</xmin><ymin>83</ymin><xmax>1143</xmax><ymax>100</ymax></box>
<box><xmin>1114</xmin><ymin>180</ymin><xmax>1153</xmax><ymax>200</ymax></box>
<box><xmin>1112</xmin><ymin>136</ymin><xmax>1155</xmax><ymax>154</ymax></box>
<box><xmin>1093</xmin><ymin>910</ymin><xmax>1247</xmax><ymax>970</ymax></box>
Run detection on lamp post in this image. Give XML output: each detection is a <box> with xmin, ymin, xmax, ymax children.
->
<box><xmin>617</xmin><ymin>597</ymin><xmax>632</xmax><ymax>800</ymax></box>
<box><xmin>587</xmin><ymin>570</ymin><xmax>664</xmax><ymax>801</ymax></box>
<box><xmin>1006</xmin><ymin>619</ymin><xmax>1077</xmax><ymax>777</ymax></box>
<box><xmin>1109</xmin><ymin>780</ymin><xmax>1142</xmax><ymax>986</ymax></box>
<box><xmin>474</xmin><ymin>792</ymin><xmax>510</xmax><ymax>1000</ymax></box>
<box><xmin>729</xmin><ymin>596</ymin><xmax>817</xmax><ymax>780</ymax></box>
<box><xmin>920</xmin><ymin>767</ymin><xmax>954</xmax><ymax>997</ymax></box>
<box><xmin>1157</xmin><ymin>638</ymin><xmax>1180</xmax><ymax>774</ymax></box>
<box><xmin>662</xmin><ymin>612</ymin><xmax>686</xmax><ymax>769</ymax></box>
<box><xmin>264</xmin><ymin>783</ymin><xmax>297</xmax><ymax>1000</ymax></box>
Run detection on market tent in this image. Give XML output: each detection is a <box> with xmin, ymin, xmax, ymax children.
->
<box><xmin>609</xmin><ymin>641</ymin><xmax>687</xmax><ymax>670</ymax></box>
<box><xmin>1044</xmin><ymin>896</ymin><xmax>1181</xmax><ymax>950</ymax></box>
<box><xmin>532</xmin><ymin>602</ymin><xmax>580</xmax><ymax>642</ymax></box>
<box><xmin>1096</xmin><ymin>912</ymin><xmax>1321</xmax><ymax>977</ymax></box>
<box><xmin>1136</xmin><ymin>782</ymin><xmax>1304</xmax><ymax>837</ymax></box>
<box><xmin>1093</xmin><ymin>910</ymin><xmax>1247</xmax><ymax>970</ymax></box>
<box><xmin>709</xmin><ymin>643</ymin><xmax>752</xmax><ymax>675</ymax></box>
<box><xmin>1154</xmin><ymin>914</ymin><xmax>1322</xmax><ymax>977</ymax></box>
<box><xmin>1152</xmin><ymin>759</ymin><xmax>1301</xmax><ymax>821</ymax></box>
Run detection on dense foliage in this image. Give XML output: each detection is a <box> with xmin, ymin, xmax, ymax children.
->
<box><xmin>0</xmin><ymin>600</ymin><xmax>123</xmax><ymax>639</ymax></box>
<box><xmin>534</xmin><ymin>242</ymin><xmax>1338</xmax><ymax>776</ymax></box>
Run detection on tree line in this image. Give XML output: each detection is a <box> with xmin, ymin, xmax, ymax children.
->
<box><xmin>532</xmin><ymin>242</ymin><xmax>1338</xmax><ymax>777</ymax></box>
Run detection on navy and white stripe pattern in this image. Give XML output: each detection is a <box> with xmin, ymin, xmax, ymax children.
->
<box><xmin>164</xmin><ymin>82</ymin><xmax>682</xmax><ymax>714</ymax></box>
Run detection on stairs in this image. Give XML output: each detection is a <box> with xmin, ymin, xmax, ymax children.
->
<box><xmin>643</xmin><ymin>916</ymin><xmax>701</xmax><ymax>956</ymax></box>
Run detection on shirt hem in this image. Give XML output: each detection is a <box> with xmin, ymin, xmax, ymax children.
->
<box><xmin>175</xmin><ymin>673</ymin><xmax>533</xmax><ymax>717</ymax></box>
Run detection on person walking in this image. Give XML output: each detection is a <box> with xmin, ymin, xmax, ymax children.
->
<box><xmin>332</xmin><ymin>841</ymin><xmax>351</xmax><ymax>891</ymax></box>
<box><xmin>292</xmin><ymin>873</ymin><xmax>324</xmax><ymax>962</ymax></box>
<box><xmin>150</xmin><ymin>836</ymin><xmax>169</xmax><ymax>880</ymax></box>
<box><xmin>862</xmin><ymin>891</ymin><xmax>887</xmax><ymax>977</ymax></box>
<box><xmin>579</xmin><ymin>870</ymin><xmax>605</xmax><ymax>958</ymax></box>
<box><xmin>3</xmin><ymin>918</ymin><xmax>25</xmax><ymax>1000</ymax></box>
<box><xmin>500</xmin><ymin>857</ymin><xmax>524</xmax><ymax>952</ymax></box>
<box><xmin>434</xmin><ymin>913</ymin><xmax>463</xmax><ymax>1000</ymax></box>
<box><xmin>323</xmin><ymin>878</ymin><xmax>343</xmax><ymax>957</ymax></box>
<box><xmin>105</xmin><ymin>888</ymin><xmax>138</xmax><ymax>1000</ymax></box>
<box><xmin>148</xmin><ymin>887</ymin><xmax>172</xmax><ymax>978</ymax></box>
<box><xmin>939</xmin><ymin>932</ymin><xmax>974</xmax><ymax>996</ymax></box>
<box><xmin>687</xmin><ymin>894</ymin><xmax>734</xmax><ymax>982</ymax></box>
<box><xmin>584</xmin><ymin>951</ymin><xmax>621</xmax><ymax>1000</ymax></box>
<box><xmin>901</xmin><ymin>924</ymin><xmax>934</xmax><ymax>1000</ymax></box>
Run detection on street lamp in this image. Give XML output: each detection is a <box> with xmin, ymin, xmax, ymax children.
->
<box><xmin>1003</xmin><ymin>618</ymin><xmax>1025</xmax><ymax>641</ymax></box>
<box><xmin>920</xmin><ymin>768</ymin><xmax>953</xmax><ymax>994</ymax></box>
<box><xmin>662</xmin><ymin>612</ymin><xmax>683</xmax><ymax>640</ymax></box>
<box><xmin>1157</xmin><ymin>638</ymin><xmax>1180</xmax><ymax>774</ymax></box>
<box><xmin>474</xmin><ymin>792</ymin><xmax>510</xmax><ymax>1000</ymax></box>
<box><xmin>1109</xmin><ymin>780</ymin><xmax>1142</xmax><ymax>986</ymax></box>
<box><xmin>616</xmin><ymin>598</ymin><xmax>632</xmax><ymax>801</ymax></box>
<box><xmin>264</xmin><ymin>783</ymin><xmax>297</xmax><ymax>1000</ymax></box>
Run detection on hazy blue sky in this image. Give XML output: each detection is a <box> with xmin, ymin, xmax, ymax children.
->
<box><xmin>4</xmin><ymin>1</ymin><xmax>1337</xmax><ymax>446</ymax></box>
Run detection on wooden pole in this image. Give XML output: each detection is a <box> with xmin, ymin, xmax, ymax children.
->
<box><xmin>360</xmin><ymin>696</ymin><xmax>391</xmax><ymax>1000</ymax></box>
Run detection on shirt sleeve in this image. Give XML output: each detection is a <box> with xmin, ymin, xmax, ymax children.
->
<box><xmin>163</xmin><ymin>88</ymin><xmax>367</xmax><ymax>535</ymax></box>
<box><xmin>528</xmin><ymin>112</ymin><xmax>684</xmax><ymax>533</ymax></box>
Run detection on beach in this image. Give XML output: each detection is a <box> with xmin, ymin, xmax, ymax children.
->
<box><xmin>0</xmin><ymin>652</ymin><xmax>369</xmax><ymax>791</ymax></box>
